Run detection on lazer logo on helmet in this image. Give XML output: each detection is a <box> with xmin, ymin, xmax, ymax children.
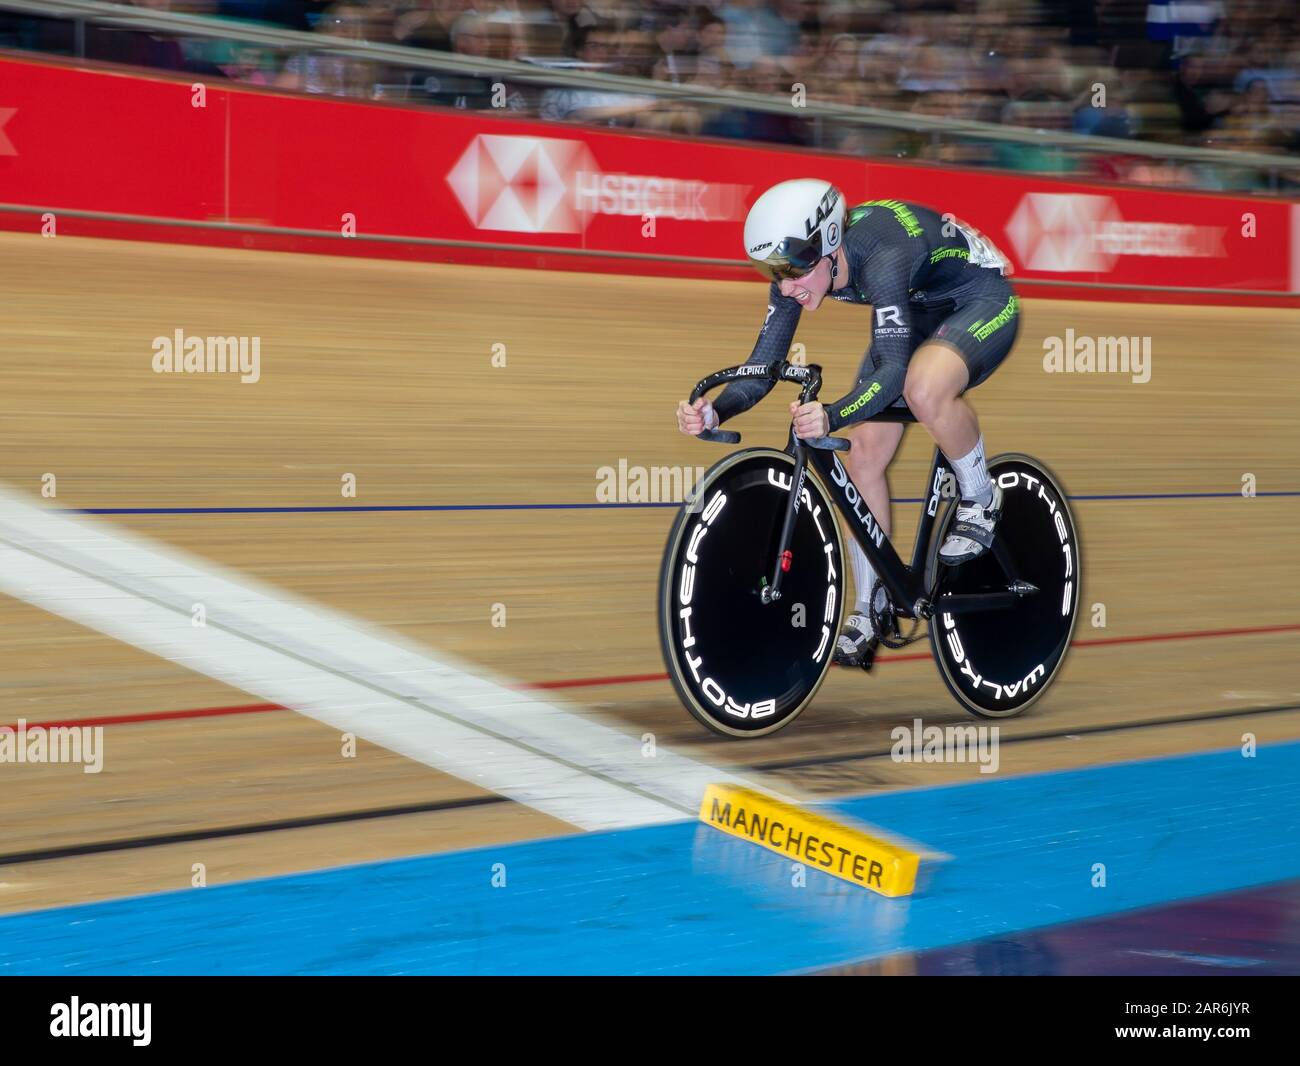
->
<box><xmin>750</xmin><ymin>242</ymin><xmax>773</xmax><ymax>254</ymax></box>
<box><xmin>805</xmin><ymin>188</ymin><xmax>841</xmax><ymax>237</ymax></box>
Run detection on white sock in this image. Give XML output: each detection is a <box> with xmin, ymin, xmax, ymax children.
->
<box><xmin>948</xmin><ymin>435</ymin><xmax>993</xmax><ymax>508</ymax></box>
<box><xmin>848</xmin><ymin>537</ymin><xmax>886</xmax><ymax>616</ymax></box>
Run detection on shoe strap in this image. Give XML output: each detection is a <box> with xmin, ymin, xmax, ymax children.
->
<box><xmin>948</xmin><ymin>520</ymin><xmax>996</xmax><ymax>549</ymax></box>
<box><xmin>842</xmin><ymin>613</ymin><xmax>874</xmax><ymax>644</ymax></box>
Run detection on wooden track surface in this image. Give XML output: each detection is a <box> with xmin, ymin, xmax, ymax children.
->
<box><xmin>0</xmin><ymin>231</ymin><xmax>1297</xmax><ymax>913</ymax></box>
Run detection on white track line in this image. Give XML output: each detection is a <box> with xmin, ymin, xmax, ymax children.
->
<box><xmin>0</xmin><ymin>485</ymin><xmax>768</xmax><ymax>831</ymax></box>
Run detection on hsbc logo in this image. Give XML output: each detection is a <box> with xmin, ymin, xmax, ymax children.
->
<box><xmin>1006</xmin><ymin>193</ymin><xmax>1224</xmax><ymax>273</ymax></box>
<box><xmin>447</xmin><ymin>134</ymin><xmax>746</xmax><ymax>234</ymax></box>
<box><xmin>447</xmin><ymin>134</ymin><xmax>592</xmax><ymax>233</ymax></box>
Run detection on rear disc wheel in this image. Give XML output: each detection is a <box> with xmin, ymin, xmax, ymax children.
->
<box><xmin>928</xmin><ymin>453</ymin><xmax>1081</xmax><ymax>719</ymax></box>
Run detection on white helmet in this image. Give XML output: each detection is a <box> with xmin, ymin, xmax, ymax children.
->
<box><xmin>743</xmin><ymin>178</ymin><xmax>845</xmax><ymax>282</ymax></box>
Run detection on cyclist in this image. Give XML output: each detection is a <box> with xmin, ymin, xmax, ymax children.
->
<box><xmin>675</xmin><ymin>178</ymin><xmax>1019</xmax><ymax>670</ymax></box>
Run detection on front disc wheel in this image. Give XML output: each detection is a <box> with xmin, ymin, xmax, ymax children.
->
<box><xmin>658</xmin><ymin>448</ymin><xmax>845</xmax><ymax>738</ymax></box>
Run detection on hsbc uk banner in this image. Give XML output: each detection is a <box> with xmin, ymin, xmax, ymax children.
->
<box><xmin>0</xmin><ymin>55</ymin><xmax>1292</xmax><ymax>298</ymax></box>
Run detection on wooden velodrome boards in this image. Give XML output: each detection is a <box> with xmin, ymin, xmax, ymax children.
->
<box><xmin>0</xmin><ymin>230</ymin><xmax>1296</xmax><ymax>913</ymax></box>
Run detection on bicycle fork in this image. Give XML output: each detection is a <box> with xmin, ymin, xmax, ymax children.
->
<box><xmin>760</xmin><ymin>439</ymin><xmax>809</xmax><ymax>605</ymax></box>
<box><xmin>761</xmin><ymin>375</ymin><xmax>823</xmax><ymax>606</ymax></box>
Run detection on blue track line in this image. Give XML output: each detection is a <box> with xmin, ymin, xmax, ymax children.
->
<box><xmin>56</xmin><ymin>490</ymin><xmax>1300</xmax><ymax>516</ymax></box>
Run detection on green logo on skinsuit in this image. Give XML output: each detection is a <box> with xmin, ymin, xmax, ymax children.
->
<box><xmin>968</xmin><ymin>295</ymin><xmax>1019</xmax><ymax>342</ymax></box>
<box><xmin>929</xmin><ymin>247</ymin><xmax>970</xmax><ymax>264</ymax></box>
<box><xmin>839</xmin><ymin>381</ymin><xmax>882</xmax><ymax>419</ymax></box>
<box><xmin>851</xmin><ymin>200</ymin><xmax>922</xmax><ymax>237</ymax></box>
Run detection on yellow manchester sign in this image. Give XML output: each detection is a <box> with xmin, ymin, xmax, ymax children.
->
<box><xmin>699</xmin><ymin>783</ymin><xmax>936</xmax><ymax>897</ymax></box>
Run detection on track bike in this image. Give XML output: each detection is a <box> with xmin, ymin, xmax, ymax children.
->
<box><xmin>658</xmin><ymin>360</ymin><xmax>1081</xmax><ymax>738</ymax></box>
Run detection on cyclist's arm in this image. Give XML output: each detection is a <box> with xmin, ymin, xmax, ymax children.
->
<box><xmin>823</xmin><ymin>247</ymin><xmax>915</xmax><ymax>432</ymax></box>
<box><xmin>712</xmin><ymin>284</ymin><xmax>801</xmax><ymax>424</ymax></box>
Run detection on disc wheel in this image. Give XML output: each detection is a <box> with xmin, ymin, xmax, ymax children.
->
<box><xmin>928</xmin><ymin>453</ymin><xmax>1081</xmax><ymax>719</ymax></box>
<box><xmin>658</xmin><ymin>448</ymin><xmax>845</xmax><ymax>738</ymax></box>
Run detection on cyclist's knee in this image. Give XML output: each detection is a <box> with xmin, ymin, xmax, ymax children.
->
<box><xmin>847</xmin><ymin>424</ymin><xmax>901</xmax><ymax>478</ymax></box>
<box><xmin>903</xmin><ymin>374</ymin><xmax>958</xmax><ymax>425</ymax></box>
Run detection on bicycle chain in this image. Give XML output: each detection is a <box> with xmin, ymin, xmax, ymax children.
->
<box><xmin>869</xmin><ymin>578</ymin><xmax>926</xmax><ymax>650</ymax></box>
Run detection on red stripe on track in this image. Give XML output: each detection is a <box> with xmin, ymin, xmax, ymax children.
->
<box><xmin>5</xmin><ymin>623</ymin><xmax>1297</xmax><ymax>733</ymax></box>
<box><xmin>527</xmin><ymin>671</ymin><xmax>668</xmax><ymax>690</ymax></box>
<box><xmin>1073</xmin><ymin>622</ymin><xmax>1300</xmax><ymax>648</ymax></box>
<box><xmin>2</xmin><ymin>703</ymin><xmax>283</xmax><ymax>731</ymax></box>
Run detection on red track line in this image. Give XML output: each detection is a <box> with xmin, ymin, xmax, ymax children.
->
<box><xmin>1072</xmin><ymin>622</ymin><xmax>1300</xmax><ymax>648</ymax></box>
<box><xmin>4</xmin><ymin>622</ymin><xmax>1297</xmax><ymax>734</ymax></box>
<box><xmin>528</xmin><ymin>671</ymin><xmax>668</xmax><ymax>690</ymax></box>
<box><xmin>1</xmin><ymin>703</ymin><xmax>283</xmax><ymax>731</ymax></box>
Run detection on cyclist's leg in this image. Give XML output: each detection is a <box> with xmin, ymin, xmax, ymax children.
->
<box><xmin>843</xmin><ymin>418</ymin><xmax>905</xmax><ymax>603</ymax></box>
<box><xmin>835</xmin><ymin>419</ymin><xmax>905</xmax><ymax>665</ymax></box>
<box><xmin>835</xmin><ymin>310</ymin><xmax>937</xmax><ymax>666</ymax></box>
<box><xmin>843</xmin><ymin>303</ymin><xmax>942</xmax><ymax>557</ymax></box>
<box><xmin>902</xmin><ymin>341</ymin><xmax>979</xmax><ymax>461</ymax></box>
<box><xmin>903</xmin><ymin>278</ymin><xmax>1020</xmax><ymax>561</ymax></box>
<box><xmin>844</xmin><ymin>419</ymin><xmax>905</xmax><ymax>543</ymax></box>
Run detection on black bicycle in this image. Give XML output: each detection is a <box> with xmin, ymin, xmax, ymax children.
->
<box><xmin>658</xmin><ymin>360</ymin><xmax>1081</xmax><ymax>738</ymax></box>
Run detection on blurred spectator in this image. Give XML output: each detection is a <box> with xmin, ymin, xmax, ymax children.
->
<box><xmin>391</xmin><ymin>0</ymin><xmax>468</xmax><ymax>51</ymax></box>
<box><xmin>88</xmin><ymin>0</ymin><xmax>192</xmax><ymax>72</ymax></box>
<box><xmin>1232</xmin><ymin>39</ymin><xmax>1299</xmax><ymax>103</ymax></box>
<box><xmin>648</xmin><ymin>6</ymin><xmax>698</xmax><ymax>83</ymax></box>
<box><xmin>277</xmin><ymin>3</ymin><xmax>382</xmax><ymax>96</ymax></box>
<box><xmin>697</xmin><ymin>13</ymin><xmax>733</xmax><ymax>66</ymax></box>
<box><xmin>550</xmin><ymin>0</ymin><xmax>602</xmax><ymax>57</ymax></box>
<box><xmin>217</xmin><ymin>1</ymin><xmax>331</xmax><ymax>32</ymax></box>
<box><xmin>995</xmin><ymin>95</ymin><xmax>1077</xmax><ymax>173</ymax></box>
<box><xmin>220</xmin><ymin>43</ymin><xmax>278</xmax><ymax>84</ymax></box>
<box><xmin>1174</xmin><ymin>53</ymin><xmax>1235</xmax><ymax>133</ymax></box>
<box><xmin>1212</xmin><ymin>76</ymin><xmax>1288</xmax><ymax>151</ymax></box>
<box><xmin>722</xmin><ymin>0</ymin><xmax>797</xmax><ymax>69</ymax></box>
<box><xmin>539</xmin><ymin>24</ymin><xmax>657</xmax><ymax>123</ymax></box>
<box><xmin>5</xmin><ymin>0</ymin><xmax>1297</xmax><ymax>178</ymax></box>
<box><xmin>1146</xmin><ymin>0</ymin><xmax>1223</xmax><ymax>59</ymax></box>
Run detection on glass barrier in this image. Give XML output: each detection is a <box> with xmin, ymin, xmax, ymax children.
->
<box><xmin>1</xmin><ymin>1</ymin><xmax>1296</xmax><ymax>197</ymax></box>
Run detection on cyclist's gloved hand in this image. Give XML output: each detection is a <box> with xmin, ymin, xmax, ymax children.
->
<box><xmin>790</xmin><ymin>400</ymin><xmax>829</xmax><ymax>440</ymax></box>
<box><xmin>677</xmin><ymin>397</ymin><xmax>719</xmax><ymax>436</ymax></box>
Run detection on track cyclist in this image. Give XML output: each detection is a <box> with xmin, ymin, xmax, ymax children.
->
<box><xmin>675</xmin><ymin>179</ymin><xmax>1020</xmax><ymax>671</ymax></box>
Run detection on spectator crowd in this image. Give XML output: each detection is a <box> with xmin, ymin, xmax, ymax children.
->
<box><xmin>4</xmin><ymin>0</ymin><xmax>1299</xmax><ymax>187</ymax></box>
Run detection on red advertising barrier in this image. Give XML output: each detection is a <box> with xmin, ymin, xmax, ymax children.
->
<box><xmin>1</xmin><ymin>53</ymin><xmax>1296</xmax><ymax>304</ymax></box>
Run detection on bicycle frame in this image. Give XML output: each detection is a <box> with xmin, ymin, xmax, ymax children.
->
<box><xmin>798</xmin><ymin>418</ymin><xmax>946</xmax><ymax>619</ymax></box>
<box><xmin>690</xmin><ymin>360</ymin><xmax>1033</xmax><ymax>621</ymax></box>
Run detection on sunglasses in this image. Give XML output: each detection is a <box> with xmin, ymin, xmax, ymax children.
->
<box><xmin>751</xmin><ymin>232</ymin><xmax>825</xmax><ymax>282</ymax></box>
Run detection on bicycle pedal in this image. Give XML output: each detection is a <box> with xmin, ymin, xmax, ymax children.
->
<box><xmin>858</xmin><ymin>641</ymin><xmax>878</xmax><ymax>673</ymax></box>
<box><xmin>834</xmin><ymin>636</ymin><xmax>878</xmax><ymax>672</ymax></box>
